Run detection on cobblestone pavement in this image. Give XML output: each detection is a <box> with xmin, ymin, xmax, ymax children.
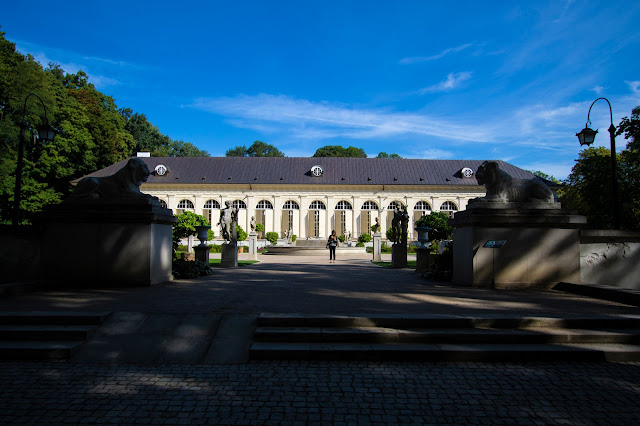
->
<box><xmin>2</xmin><ymin>361</ymin><xmax>640</xmax><ymax>425</ymax></box>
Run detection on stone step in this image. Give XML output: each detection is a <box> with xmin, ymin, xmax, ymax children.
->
<box><xmin>254</xmin><ymin>326</ymin><xmax>640</xmax><ymax>345</ymax></box>
<box><xmin>0</xmin><ymin>311</ymin><xmax>111</xmax><ymax>326</ymax></box>
<box><xmin>250</xmin><ymin>342</ymin><xmax>640</xmax><ymax>362</ymax></box>
<box><xmin>0</xmin><ymin>325</ymin><xmax>98</xmax><ymax>341</ymax></box>
<box><xmin>0</xmin><ymin>341</ymin><xmax>82</xmax><ymax>361</ymax></box>
<box><xmin>256</xmin><ymin>313</ymin><xmax>640</xmax><ymax>329</ymax></box>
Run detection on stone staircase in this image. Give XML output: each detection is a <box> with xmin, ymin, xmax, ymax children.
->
<box><xmin>0</xmin><ymin>311</ymin><xmax>111</xmax><ymax>361</ymax></box>
<box><xmin>250</xmin><ymin>313</ymin><xmax>640</xmax><ymax>362</ymax></box>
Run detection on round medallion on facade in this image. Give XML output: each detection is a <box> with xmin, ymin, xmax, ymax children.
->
<box><xmin>155</xmin><ymin>164</ymin><xmax>168</xmax><ymax>176</ymax></box>
<box><xmin>311</xmin><ymin>165</ymin><xmax>324</xmax><ymax>177</ymax></box>
<box><xmin>461</xmin><ymin>167</ymin><xmax>474</xmax><ymax>178</ymax></box>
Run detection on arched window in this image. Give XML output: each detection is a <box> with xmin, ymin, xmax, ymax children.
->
<box><xmin>203</xmin><ymin>200</ymin><xmax>220</xmax><ymax>225</ymax></box>
<box><xmin>159</xmin><ymin>199</ymin><xmax>167</xmax><ymax>209</ymax></box>
<box><xmin>309</xmin><ymin>200</ymin><xmax>326</xmax><ymax>210</ymax></box>
<box><xmin>414</xmin><ymin>201</ymin><xmax>432</xmax><ymax>211</ymax></box>
<box><xmin>256</xmin><ymin>200</ymin><xmax>273</xmax><ymax>209</ymax></box>
<box><xmin>440</xmin><ymin>201</ymin><xmax>458</xmax><ymax>211</ymax></box>
<box><xmin>335</xmin><ymin>200</ymin><xmax>353</xmax><ymax>210</ymax></box>
<box><xmin>204</xmin><ymin>200</ymin><xmax>220</xmax><ymax>209</ymax></box>
<box><xmin>283</xmin><ymin>200</ymin><xmax>300</xmax><ymax>210</ymax></box>
<box><xmin>232</xmin><ymin>200</ymin><xmax>247</xmax><ymax>209</ymax></box>
<box><xmin>387</xmin><ymin>201</ymin><xmax>404</xmax><ymax>210</ymax></box>
<box><xmin>361</xmin><ymin>201</ymin><xmax>378</xmax><ymax>210</ymax></box>
<box><xmin>176</xmin><ymin>199</ymin><xmax>194</xmax><ymax>215</ymax></box>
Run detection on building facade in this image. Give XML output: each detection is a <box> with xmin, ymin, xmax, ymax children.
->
<box><xmin>83</xmin><ymin>156</ymin><xmax>538</xmax><ymax>241</ymax></box>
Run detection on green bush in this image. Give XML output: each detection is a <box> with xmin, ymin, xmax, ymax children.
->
<box><xmin>265</xmin><ymin>231</ymin><xmax>279</xmax><ymax>245</ymax></box>
<box><xmin>291</xmin><ymin>234</ymin><xmax>297</xmax><ymax>242</ymax></box>
<box><xmin>177</xmin><ymin>244</ymin><xmax>188</xmax><ymax>252</ymax></box>
<box><xmin>236</xmin><ymin>224</ymin><xmax>248</xmax><ymax>241</ymax></box>
<box><xmin>356</xmin><ymin>242</ymin><xmax>364</xmax><ymax>247</ymax></box>
<box><xmin>414</xmin><ymin>212</ymin><xmax>452</xmax><ymax>241</ymax></box>
<box><xmin>381</xmin><ymin>243</ymin><xmax>392</xmax><ymax>253</ymax></box>
<box><xmin>172</xmin><ymin>258</ymin><xmax>212</xmax><ymax>279</ymax></box>
<box><xmin>209</xmin><ymin>244</ymin><xmax>222</xmax><ymax>253</ymax></box>
<box><xmin>358</xmin><ymin>233</ymin><xmax>372</xmax><ymax>243</ymax></box>
<box><xmin>255</xmin><ymin>223</ymin><xmax>264</xmax><ymax>232</ymax></box>
<box><xmin>207</xmin><ymin>229</ymin><xmax>215</xmax><ymax>241</ymax></box>
<box><xmin>173</xmin><ymin>211</ymin><xmax>209</xmax><ymax>257</ymax></box>
<box><xmin>386</xmin><ymin>226</ymin><xmax>407</xmax><ymax>243</ymax></box>
<box><xmin>338</xmin><ymin>235</ymin><xmax>345</xmax><ymax>243</ymax></box>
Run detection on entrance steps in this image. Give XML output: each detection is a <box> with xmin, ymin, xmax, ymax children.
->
<box><xmin>0</xmin><ymin>311</ymin><xmax>111</xmax><ymax>361</ymax></box>
<box><xmin>250</xmin><ymin>314</ymin><xmax>640</xmax><ymax>362</ymax></box>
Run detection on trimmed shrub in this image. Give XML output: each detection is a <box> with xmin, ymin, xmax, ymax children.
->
<box><xmin>358</xmin><ymin>233</ymin><xmax>372</xmax><ymax>243</ymax></box>
<box><xmin>265</xmin><ymin>231</ymin><xmax>279</xmax><ymax>245</ymax></box>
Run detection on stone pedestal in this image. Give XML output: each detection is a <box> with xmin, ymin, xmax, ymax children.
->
<box><xmin>415</xmin><ymin>248</ymin><xmax>431</xmax><ymax>274</ymax></box>
<box><xmin>391</xmin><ymin>244</ymin><xmax>407</xmax><ymax>268</ymax></box>
<box><xmin>37</xmin><ymin>198</ymin><xmax>176</xmax><ymax>286</ymax></box>
<box><xmin>451</xmin><ymin>203</ymin><xmax>586</xmax><ymax>289</ymax></box>
<box><xmin>248</xmin><ymin>232</ymin><xmax>258</xmax><ymax>261</ymax></box>
<box><xmin>194</xmin><ymin>245</ymin><xmax>210</xmax><ymax>263</ymax></box>
<box><xmin>372</xmin><ymin>232</ymin><xmax>382</xmax><ymax>262</ymax></box>
<box><xmin>220</xmin><ymin>242</ymin><xmax>238</xmax><ymax>268</ymax></box>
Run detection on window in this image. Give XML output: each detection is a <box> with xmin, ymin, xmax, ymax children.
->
<box><xmin>388</xmin><ymin>201</ymin><xmax>404</xmax><ymax>210</ymax></box>
<box><xmin>203</xmin><ymin>199</ymin><xmax>220</xmax><ymax>224</ymax></box>
<box><xmin>309</xmin><ymin>200</ymin><xmax>326</xmax><ymax>210</ymax></box>
<box><xmin>440</xmin><ymin>201</ymin><xmax>458</xmax><ymax>217</ymax></box>
<box><xmin>313</xmin><ymin>210</ymin><xmax>320</xmax><ymax>237</ymax></box>
<box><xmin>339</xmin><ymin>211</ymin><xmax>346</xmax><ymax>236</ymax></box>
<box><xmin>414</xmin><ymin>201</ymin><xmax>432</xmax><ymax>211</ymax></box>
<box><xmin>256</xmin><ymin>200</ymin><xmax>273</xmax><ymax>209</ymax></box>
<box><xmin>176</xmin><ymin>199</ymin><xmax>194</xmax><ymax>215</ymax></box>
<box><xmin>232</xmin><ymin>200</ymin><xmax>247</xmax><ymax>209</ymax></box>
<box><xmin>361</xmin><ymin>201</ymin><xmax>378</xmax><ymax>210</ymax></box>
<box><xmin>335</xmin><ymin>200</ymin><xmax>352</xmax><ymax>210</ymax></box>
<box><xmin>283</xmin><ymin>200</ymin><xmax>299</xmax><ymax>210</ymax></box>
<box><xmin>204</xmin><ymin>200</ymin><xmax>220</xmax><ymax>209</ymax></box>
<box><xmin>159</xmin><ymin>199</ymin><xmax>167</xmax><ymax>208</ymax></box>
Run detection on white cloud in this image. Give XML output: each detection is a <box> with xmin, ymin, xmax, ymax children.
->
<box><xmin>591</xmin><ymin>85</ymin><xmax>605</xmax><ymax>95</ymax></box>
<box><xmin>418</xmin><ymin>72</ymin><xmax>472</xmax><ymax>94</ymax></box>
<box><xmin>400</xmin><ymin>43</ymin><xmax>473</xmax><ymax>64</ymax></box>
<box><xmin>417</xmin><ymin>149</ymin><xmax>457</xmax><ymax>159</ymax></box>
<box><xmin>626</xmin><ymin>80</ymin><xmax>640</xmax><ymax>95</ymax></box>
<box><xmin>190</xmin><ymin>94</ymin><xmax>493</xmax><ymax>143</ymax></box>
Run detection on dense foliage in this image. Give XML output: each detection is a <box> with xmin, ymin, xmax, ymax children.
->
<box><xmin>376</xmin><ymin>152</ymin><xmax>402</xmax><ymax>158</ymax></box>
<box><xmin>559</xmin><ymin>105</ymin><xmax>640</xmax><ymax>230</ymax></box>
<box><xmin>226</xmin><ymin>140</ymin><xmax>285</xmax><ymax>157</ymax></box>
<box><xmin>265</xmin><ymin>231</ymin><xmax>279</xmax><ymax>245</ymax></box>
<box><xmin>0</xmin><ymin>30</ymin><xmax>208</xmax><ymax>224</ymax></box>
<box><xmin>313</xmin><ymin>145</ymin><xmax>367</xmax><ymax>157</ymax></box>
<box><xmin>415</xmin><ymin>212</ymin><xmax>453</xmax><ymax>241</ymax></box>
<box><xmin>172</xmin><ymin>211</ymin><xmax>210</xmax><ymax>256</ymax></box>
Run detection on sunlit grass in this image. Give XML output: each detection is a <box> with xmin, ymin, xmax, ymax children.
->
<box><xmin>209</xmin><ymin>259</ymin><xmax>259</xmax><ymax>267</ymax></box>
<box><xmin>373</xmin><ymin>260</ymin><xmax>416</xmax><ymax>268</ymax></box>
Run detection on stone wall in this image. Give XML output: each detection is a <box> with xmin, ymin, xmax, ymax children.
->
<box><xmin>580</xmin><ymin>230</ymin><xmax>640</xmax><ymax>290</ymax></box>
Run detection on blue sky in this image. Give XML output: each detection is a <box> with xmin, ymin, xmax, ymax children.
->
<box><xmin>3</xmin><ymin>0</ymin><xmax>640</xmax><ymax>179</ymax></box>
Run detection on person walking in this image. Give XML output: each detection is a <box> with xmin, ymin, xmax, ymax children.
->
<box><xmin>327</xmin><ymin>230</ymin><xmax>338</xmax><ymax>263</ymax></box>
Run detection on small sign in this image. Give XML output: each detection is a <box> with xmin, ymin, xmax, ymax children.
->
<box><xmin>483</xmin><ymin>240</ymin><xmax>507</xmax><ymax>248</ymax></box>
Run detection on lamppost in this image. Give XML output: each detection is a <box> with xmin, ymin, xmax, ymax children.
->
<box><xmin>575</xmin><ymin>97</ymin><xmax>619</xmax><ymax>229</ymax></box>
<box><xmin>12</xmin><ymin>93</ymin><xmax>56</xmax><ymax>227</ymax></box>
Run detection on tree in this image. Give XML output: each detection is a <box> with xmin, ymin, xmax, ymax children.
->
<box><xmin>226</xmin><ymin>140</ymin><xmax>284</xmax><ymax>157</ymax></box>
<box><xmin>530</xmin><ymin>171</ymin><xmax>560</xmax><ymax>184</ymax></box>
<box><xmin>313</xmin><ymin>145</ymin><xmax>367</xmax><ymax>157</ymax></box>
<box><xmin>377</xmin><ymin>152</ymin><xmax>402</xmax><ymax>158</ymax></box>
<box><xmin>172</xmin><ymin>211</ymin><xmax>209</xmax><ymax>255</ymax></box>
<box><xmin>414</xmin><ymin>212</ymin><xmax>452</xmax><ymax>241</ymax></box>
<box><xmin>559</xmin><ymin>105</ymin><xmax>640</xmax><ymax>230</ymax></box>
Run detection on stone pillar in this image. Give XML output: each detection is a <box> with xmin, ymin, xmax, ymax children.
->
<box><xmin>38</xmin><ymin>199</ymin><xmax>176</xmax><ymax>286</ymax></box>
<box><xmin>220</xmin><ymin>242</ymin><xmax>238</xmax><ymax>268</ymax></box>
<box><xmin>372</xmin><ymin>232</ymin><xmax>382</xmax><ymax>262</ymax></box>
<box><xmin>451</xmin><ymin>203</ymin><xmax>586</xmax><ymax>289</ymax></box>
<box><xmin>248</xmin><ymin>231</ymin><xmax>258</xmax><ymax>261</ymax></box>
<box><xmin>194</xmin><ymin>245</ymin><xmax>210</xmax><ymax>263</ymax></box>
<box><xmin>415</xmin><ymin>248</ymin><xmax>430</xmax><ymax>274</ymax></box>
<box><xmin>391</xmin><ymin>244</ymin><xmax>407</xmax><ymax>268</ymax></box>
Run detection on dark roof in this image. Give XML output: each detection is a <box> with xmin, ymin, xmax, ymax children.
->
<box><xmin>78</xmin><ymin>157</ymin><xmax>537</xmax><ymax>186</ymax></box>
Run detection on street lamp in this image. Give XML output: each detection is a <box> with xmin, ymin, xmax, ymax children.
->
<box><xmin>576</xmin><ymin>97</ymin><xmax>619</xmax><ymax>229</ymax></box>
<box><xmin>12</xmin><ymin>93</ymin><xmax>56</xmax><ymax>226</ymax></box>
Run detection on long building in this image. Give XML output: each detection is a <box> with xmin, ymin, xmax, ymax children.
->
<box><xmin>82</xmin><ymin>155</ymin><xmax>539</xmax><ymax>241</ymax></box>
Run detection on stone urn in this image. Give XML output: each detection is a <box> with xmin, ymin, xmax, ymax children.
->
<box><xmin>415</xmin><ymin>227</ymin><xmax>432</xmax><ymax>249</ymax></box>
<box><xmin>195</xmin><ymin>225</ymin><xmax>210</xmax><ymax>247</ymax></box>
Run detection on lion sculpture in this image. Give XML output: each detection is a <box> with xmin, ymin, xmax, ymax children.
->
<box><xmin>474</xmin><ymin>160</ymin><xmax>554</xmax><ymax>203</ymax></box>
<box><xmin>71</xmin><ymin>158</ymin><xmax>154</xmax><ymax>200</ymax></box>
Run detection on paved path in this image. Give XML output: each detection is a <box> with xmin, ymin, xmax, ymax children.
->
<box><xmin>2</xmin><ymin>254</ymin><xmax>640</xmax><ymax>424</ymax></box>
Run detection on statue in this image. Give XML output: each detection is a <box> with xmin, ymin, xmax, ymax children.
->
<box><xmin>71</xmin><ymin>158</ymin><xmax>157</xmax><ymax>201</ymax></box>
<box><xmin>391</xmin><ymin>204</ymin><xmax>409</xmax><ymax>244</ymax></box>
<box><xmin>219</xmin><ymin>201</ymin><xmax>238</xmax><ymax>242</ymax></box>
<box><xmin>250</xmin><ymin>216</ymin><xmax>256</xmax><ymax>232</ymax></box>
<box><xmin>372</xmin><ymin>217</ymin><xmax>381</xmax><ymax>233</ymax></box>
<box><xmin>473</xmin><ymin>161</ymin><xmax>554</xmax><ymax>203</ymax></box>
